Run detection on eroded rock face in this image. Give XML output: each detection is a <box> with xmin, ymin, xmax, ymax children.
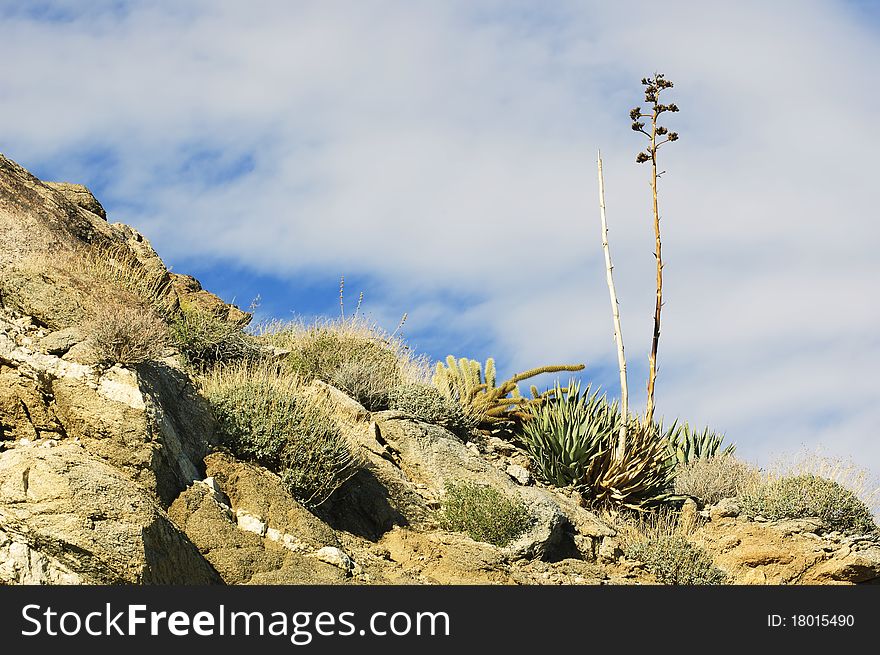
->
<box><xmin>0</xmin><ymin>309</ymin><xmax>213</xmax><ymax>506</ymax></box>
<box><xmin>167</xmin><ymin>456</ymin><xmax>351</xmax><ymax>585</ymax></box>
<box><xmin>43</xmin><ymin>182</ymin><xmax>107</xmax><ymax>220</ymax></box>
<box><xmin>692</xmin><ymin>507</ymin><xmax>880</xmax><ymax>584</ymax></box>
<box><xmin>0</xmin><ymin>444</ymin><xmax>220</xmax><ymax>584</ymax></box>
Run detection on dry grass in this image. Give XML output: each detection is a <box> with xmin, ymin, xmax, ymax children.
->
<box><xmin>674</xmin><ymin>455</ymin><xmax>761</xmax><ymax>507</ymax></box>
<box><xmin>256</xmin><ymin>315</ymin><xmax>430</xmax><ymax>410</ymax></box>
<box><xmin>55</xmin><ymin>242</ymin><xmax>176</xmax><ymax>317</ymax></box>
<box><xmin>85</xmin><ymin>299</ymin><xmax>169</xmax><ymax>365</ymax></box>
<box><xmin>171</xmin><ymin>304</ymin><xmax>262</xmax><ymax>370</ymax></box>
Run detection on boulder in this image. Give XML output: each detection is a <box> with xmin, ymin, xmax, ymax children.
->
<box><xmin>43</xmin><ymin>182</ymin><xmax>107</xmax><ymax>220</ymax></box>
<box><xmin>0</xmin><ymin>444</ymin><xmax>220</xmax><ymax>584</ymax></box>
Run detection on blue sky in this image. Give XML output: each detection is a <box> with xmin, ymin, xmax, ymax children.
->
<box><xmin>1</xmin><ymin>0</ymin><xmax>878</xmax><ymax>485</ymax></box>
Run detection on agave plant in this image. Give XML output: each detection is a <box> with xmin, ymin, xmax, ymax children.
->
<box><xmin>516</xmin><ymin>381</ymin><xmax>617</xmax><ymax>487</ymax></box>
<box><xmin>587</xmin><ymin>420</ymin><xmax>678</xmax><ymax>509</ymax></box>
<box><xmin>665</xmin><ymin>422</ymin><xmax>735</xmax><ymax>465</ymax></box>
<box><xmin>518</xmin><ymin>382</ymin><xmax>678</xmax><ymax>509</ymax></box>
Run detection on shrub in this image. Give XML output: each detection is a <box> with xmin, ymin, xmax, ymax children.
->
<box><xmin>617</xmin><ymin>508</ymin><xmax>728</xmax><ymax>585</ymax></box>
<box><xmin>85</xmin><ymin>300</ymin><xmax>169</xmax><ymax>365</ymax></box>
<box><xmin>518</xmin><ymin>381</ymin><xmax>676</xmax><ymax>509</ymax></box>
<box><xmin>171</xmin><ymin>305</ymin><xmax>262</xmax><ymax>370</ymax></box>
<box><xmin>259</xmin><ymin>316</ymin><xmax>429</xmax><ymax>411</ymax></box>
<box><xmin>674</xmin><ymin>455</ymin><xmax>760</xmax><ymax>507</ymax></box>
<box><xmin>765</xmin><ymin>450</ymin><xmax>880</xmax><ymax>520</ymax></box>
<box><xmin>740</xmin><ymin>474</ymin><xmax>877</xmax><ymax>534</ymax></box>
<box><xmin>440</xmin><ymin>480</ymin><xmax>532</xmax><ymax>547</ymax></box>
<box><xmin>200</xmin><ymin>361</ymin><xmax>360</xmax><ymax>507</ymax></box>
<box><xmin>387</xmin><ymin>382</ymin><xmax>476</xmax><ymax>436</ymax></box>
<box><xmin>624</xmin><ymin>533</ymin><xmax>728</xmax><ymax>585</ymax></box>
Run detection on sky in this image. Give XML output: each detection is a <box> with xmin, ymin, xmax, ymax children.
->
<box><xmin>1</xmin><ymin>0</ymin><xmax>878</xmax><ymax>488</ymax></box>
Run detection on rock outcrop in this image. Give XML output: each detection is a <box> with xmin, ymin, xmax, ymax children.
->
<box><xmin>1</xmin><ymin>152</ymin><xmax>877</xmax><ymax>587</ymax></box>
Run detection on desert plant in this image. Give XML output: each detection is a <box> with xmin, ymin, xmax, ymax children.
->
<box><xmin>432</xmin><ymin>356</ymin><xmax>584</xmax><ymax>429</ymax></box>
<box><xmin>674</xmin><ymin>456</ymin><xmax>760</xmax><ymax>507</ymax></box>
<box><xmin>665</xmin><ymin>423</ymin><xmax>735</xmax><ymax>465</ymax></box>
<box><xmin>260</xmin><ymin>315</ymin><xmax>429</xmax><ymax>411</ymax></box>
<box><xmin>617</xmin><ymin>507</ymin><xmax>728</xmax><ymax>585</ymax></box>
<box><xmin>171</xmin><ymin>304</ymin><xmax>262</xmax><ymax>370</ymax></box>
<box><xmin>630</xmin><ymin>73</ymin><xmax>679</xmax><ymax>427</ymax></box>
<box><xmin>586</xmin><ymin>420</ymin><xmax>678</xmax><ymax>509</ymax></box>
<box><xmin>516</xmin><ymin>380</ymin><xmax>616</xmax><ymax>487</ymax></box>
<box><xmin>440</xmin><ymin>480</ymin><xmax>532</xmax><ymax>547</ymax></box>
<box><xmin>624</xmin><ymin>534</ymin><xmax>728</xmax><ymax>585</ymax></box>
<box><xmin>764</xmin><ymin>450</ymin><xmax>880</xmax><ymax>520</ymax></box>
<box><xmin>59</xmin><ymin>242</ymin><xmax>177</xmax><ymax>318</ymax></box>
<box><xmin>596</xmin><ymin>150</ymin><xmax>629</xmax><ymax>460</ymax></box>
<box><xmin>518</xmin><ymin>385</ymin><xmax>677</xmax><ymax>509</ymax></box>
<box><xmin>387</xmin><ymin>382</ymin><xmax>476</xmax><ymax>436</ymax></box>
<box><xmin>200</xmin><ymin>360</ymin><xmax>360</xmax><ymax>507</ymax></box>
<box><xmin>85</xmin><ymin>300</ymin><xmax>169</xmax><ymax>365</ymax></box>
<box><xmin>739</xmin><ymin>474</ymin><xmax>877</xmax><ymax>534</ymax></box>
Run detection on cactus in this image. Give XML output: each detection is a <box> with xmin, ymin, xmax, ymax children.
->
<box><xmin>432</xmin><ymin>356</ymin><xmax>584</xmax><ymax>429</ymax></box>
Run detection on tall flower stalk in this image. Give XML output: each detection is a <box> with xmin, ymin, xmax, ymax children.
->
<box><xmin>630</xmin><ymin>73</ymin><xmax>679</xmax><ymax>427</ymax></box>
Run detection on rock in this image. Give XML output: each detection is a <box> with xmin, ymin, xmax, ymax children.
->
<box><xmin>39</xmin><ymin>327</ymin><xmax>83</xmax><ymax>355</ymax></box>
<box><xmin>309</xmin><ymin>546</ymin><xmax>359</xmax><ymax>575</ymax></box>
<box><xmin>2</xmin><ymin>324</ymin><xmax>213</xmax><ymax>506</ymax></box>
<box><xmin>598</xmin><ymin>537</ymin><xmax>623</xmax><ymax>563</ymax></box>
<box><xmin>167</xmin><ymin>484</ymin><xmax>285</xmax><ymax>584</ymax></box>
<box><xmin>204</xmin><ymin>452</ymin><xmax>339</xmax><ymax>551</ymax></box>
<box><xmin>0</xmin><ymin>444</ymin><xmax>219</xmax><ymax>584</ymax></box>
<box><xmin>506</xmin><ymin>464</ymin><xmax>531</xmax><ymax>485</ymax></box>
<box><xmin>60</xmin><ymin>340</ymin><xmax>102</xmax><ymax>365</ymax></box>
<box><xmin>680</xmin><ymin>497</ymin><xmax>700</xmax><ymax>532</ymax></box>
<box><xmin>803</xmin><ymin>546</ymin><xmax>880</xmax><ymax>584</ymax></box>
<box><xmin>168</xmin><ymin>457</ymin><xmax>351</xmax><ymax>585</ymax></box>
<box><xmin>169</xmin><ymin>273</ymin><xmax>252</xmax><ymax>327</ymax></box>
<box><xmin>691</xmin><ymin>517</ymin><xmax>880</xmax><ymax>584</ymax></box>
<box><xmin>43</xmin><ymin>182</ymin><xmax>107</xmax><ymax>220</ymax></box>
<box><xmin>708</xmin><ymin>497</ymin><xmax>740</xmax><ymax>521</ymax></box>
<box><xmin>0</xmin><ymin>155</ymin><xmax>125</xmax><ymax>328</ymax></box>
<box><xmin>380</xmin><ymin>527</ymin><xmax>515</xmax><ymax>584</ymax></box>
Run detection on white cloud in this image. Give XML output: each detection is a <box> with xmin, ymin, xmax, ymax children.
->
<box><xmin>1</xmin><ymin>0</ymin><xmax>878</xmax><ymax>478</ymax></box>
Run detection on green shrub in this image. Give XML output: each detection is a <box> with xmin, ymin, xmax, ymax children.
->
<box><xmin>200</xmin><ymin>361</ymin><xmax>360</xmax><ymax>507</ymax></box>
<box><xmin>674</xmin><ymin>455</ymin><xmax>760</xmax><ymax>506</ymax></box>
<box><xmin>259</xmin><ymin>316</ymin><xmax>429</xmax><ymax>411</ymax></box>
<box><xmin>85</xmin><ymin>300</ymin><xmax>169</xmax><ymax>365</ymax></box>
<box><xmin>518</xmin><ymin>381</ymin><xmax>676</xmax><ymax>509</ymax></box>
<box><xmin>440</xmin><ymin>480</ymin><xmax>532</xmax><ymax>546</ymax></box>
<box><xmin>623</xmin><ymin>533</ymin><xmax>729</xmax><ymax>585</ymax></box>
<box><xmin>740</xmin><ymin>474</ymin><xmax>877</xmax><ymax>534</ymax></box>
<box><xmin>387</xmin><ymin>383</ymin><xmax>476</xmax><ymax>436</ymax></box>
<box><xmin>171</xmin><ymin>306</ymin><xmax>262</xmax><ymax>370</ymax></box>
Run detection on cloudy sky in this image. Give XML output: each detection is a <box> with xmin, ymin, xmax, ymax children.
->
<box><xmin>1</xmin><ymin>0</ymin><xmax>878</xmax><ymax>484</ymax></box>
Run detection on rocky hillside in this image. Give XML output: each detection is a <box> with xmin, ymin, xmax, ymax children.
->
<box><xmin>1</xmin><ymin>152</ymin><xmax>878</xmax><ymax>585</ymax></box>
